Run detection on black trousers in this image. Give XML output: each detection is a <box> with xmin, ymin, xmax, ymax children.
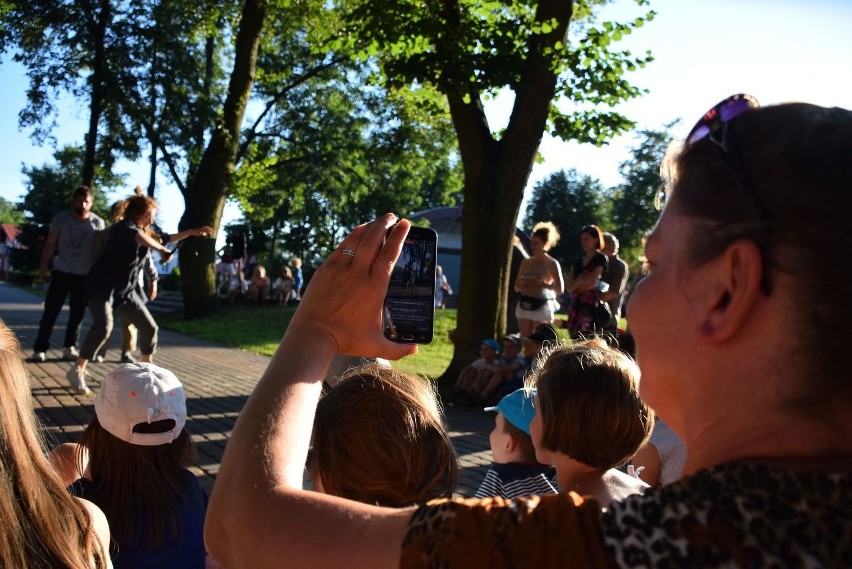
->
<box><xmin>33</xmin><ymin>270</ymin><xmax>87</xmax><ymax>352</ymax></box>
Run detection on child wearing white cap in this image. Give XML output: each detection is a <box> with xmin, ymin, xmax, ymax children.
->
<box><xmin>474</xmin><ymin>388</ymin><xmax>558</xmax><ymax>499</ymax></box>
<box><xmin>49</xmin><ymin>363</ymin><xmax>210</xmax><ymax>568</ymax></box>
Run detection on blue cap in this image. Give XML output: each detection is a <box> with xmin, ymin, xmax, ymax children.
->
<box><xmin>481</xmin><ymin>339</ymin><xmax>501</xmax><ymax>352</ymax></box>
<box><xmin>484</xmin><ymin>388</ymin><xmax>537</xmax><ymax>435</ymax></box>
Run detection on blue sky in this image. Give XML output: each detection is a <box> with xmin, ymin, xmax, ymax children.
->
<box><xmin>2</xmin><ymin>0</ymin><xmax>851</xmax><ymax>242</ymax></box>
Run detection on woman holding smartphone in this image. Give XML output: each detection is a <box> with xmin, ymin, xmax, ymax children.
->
<box><xmin>207</xmin><ymin>99</ymin><xmax>852</xmax><ymax>568</ymax></box>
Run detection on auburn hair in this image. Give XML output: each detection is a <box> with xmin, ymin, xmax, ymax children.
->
<box><xmin>312</xmin><ymin>364</ymin><xmax>458</xmax><ymax>507</ymax></box>
<box><xmin>527</xmin><ymin>338</ymin><xmax>653</xmax><ymax>469</ymax></box>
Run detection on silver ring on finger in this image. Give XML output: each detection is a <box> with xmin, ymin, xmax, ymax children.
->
<box><xmin>341</xmin><ymin>248</ymin><xmax>356</xmax><ymax>257</ymax></box>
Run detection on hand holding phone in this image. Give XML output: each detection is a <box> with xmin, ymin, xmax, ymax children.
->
<box><xmin>382</xmin><ymin>226</ymin><xmax>438</xmax><ymax>344</ymax></box>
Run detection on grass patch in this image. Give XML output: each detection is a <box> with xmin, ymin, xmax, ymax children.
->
<box><xmin>391</xmin><ymin>309</ymin><xmax>456</xmax><ymax>379</ymax></box>
<box><xmin>160</xmin><ymin>305</ymin><xmax>627</xmax><ymax>379</ymax></box>
<box><xmin>159</xmin><ymin>305</ymin><xmax>296</xmax><ymax>356</ymax></box>
<box><xmin>160</xmin><ymin>306</ymin><xmax>458</xmax><ymax>379</ymax></box>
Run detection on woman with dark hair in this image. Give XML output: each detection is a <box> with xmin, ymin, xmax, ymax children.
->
<box><xmin>207</xmin><ymin>98</ymin><xmax>852</xmax><ymax>568</ymax></box>
<box><xmin>0</xmin><ymin>320</ymin><xmax>111</xmax><ymax>567</ymax></box>
<box><xmin>51</xmin><ymin>363</ymin><xmax>208</xmax><ymax>568</ymax></box>
<box><xmin>563</xmin><ymin>223</ymin><xmax>608</xmax><ymax>338</ymax></box>
<box><xmin>514</xmin><ymin>221</ymin><xmax>565</xmax><ymax>336</ymax></box>
<box><xmin>67</xmin><ymin>195</ymin><xmax>212</xmax><ymax>394</ymax></box>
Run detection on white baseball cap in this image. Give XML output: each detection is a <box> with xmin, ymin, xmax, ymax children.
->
<box><xmin>94</xmin><ymin>363</ymin><xmax>187</xmax><ymax>446</ymax></box>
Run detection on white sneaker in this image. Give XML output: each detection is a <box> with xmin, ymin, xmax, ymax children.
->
<box><xmin>65</xmin><ymin>366</ymin><xmax>91</xmax><ymax>396</ymax></box>
<box><xmin>31</xmin><ymin>351</ymin><xmax>46</xmax><ymax>363</ymax></box>
<box><xmin>62</xmin><ymin>346</ymin><xmax>79</xmax><ymax>361</ymax></box>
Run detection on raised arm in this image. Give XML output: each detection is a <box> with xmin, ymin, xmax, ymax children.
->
<box><xmin>206</xmin><ymin>214</ymin><xmax>417</xmax><ymax>569</ymax></box>
<box><xmin>134</xmin><ymin>231</ymin><xmax>174</xmax><ymax>265</ymax></box>
<box><xmin>166</xmin><ymin>225</ymin><xmax>213</xmax><ymax>244</ymax></box>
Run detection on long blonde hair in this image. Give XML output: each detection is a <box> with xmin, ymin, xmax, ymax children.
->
<box><xmin>0</xmin><ymin>319</ymin><xmax>106</xmax><ymax>567</ymax></box>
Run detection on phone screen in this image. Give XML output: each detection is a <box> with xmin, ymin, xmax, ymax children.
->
<box><xmin>383</xmin><ymin>226</ymin><xmax>437</xmax><ymax>344</ymax></box>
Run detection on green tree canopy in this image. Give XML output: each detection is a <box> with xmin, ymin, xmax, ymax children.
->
<box><xmin>610</xmin><ymin>123</ymin><xmax>676</xmax><ymax>265</ymax></box>
<box><xmin>0</xmin><ymin>198</ymin><xmax>25</xmax><ymax>226</ymax></box>
<box><xmin>336</xmin><ymin>0</ymin><xmax>655</xmax><ymax>383</ymax></box>
<box><xmin>523</xmin><ymin>168</ymin><xmax>610</xmax><ymax>265</ymax></box>
<box><xmin>14</xmin><ymin>145</ymin><xmax>124</xmax><ymax>269</ymax></box>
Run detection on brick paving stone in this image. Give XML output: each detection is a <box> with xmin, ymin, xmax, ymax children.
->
<box><xmin>1</xmin><ymin>282</ymin><xmax>494</xmax><ymax>498</ymax></box>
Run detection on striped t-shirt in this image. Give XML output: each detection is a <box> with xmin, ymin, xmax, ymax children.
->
<box><xmin>474</xmin><ymin>462</ymin><xmax>558</xmax><ymax>499</ymax></box>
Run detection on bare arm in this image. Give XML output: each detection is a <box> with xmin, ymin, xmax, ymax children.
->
<box><xmin>134</xmin><ymin>231</ymin><xmax>174</xmax><ymax>265</ymax></box>
<box><xmin>206</xmin><ymin>215</ymin><xmax>418</xmax><ymax>569</ymax></box>
<box><xmin>166</xmin><ymin>225</ymin><xmax>213</xmax><ymax>244</ymax></box>
<box><xmin>632</xmin><ymin>442</ymin><xmax>661</xmax><ymax>488</ymax></box>
<box><xmin>549</xmin><ymin>258</ymin><xmax>565</xmax><ymax>296</ymax></box>
<box><xmin>514</xmin><ymin>258</ymin><xmax>533</xmax><ymax>293</ymax></box>
<box><xmin>38</xmin><ymin>231</ymin><xmax>58</xmax><ymax>279</ymax></box>
<box><xmin>573</xmin><ymin>266</ymin><xmax>604</xmax><ymax>292</ymax></box>
<box><xmin>48</xmin><ymin>442</ymin><xmax>89</xmax><ymax>486</ymax></box>
<box><xmin>77</xmin><ymin>498</ymin><xmax>113</xmax><ymax>569</ymax></box>
<box><xmin>566</xmin><ymin>265</ymin><xmax>579</xmax><ymax>293</ymax></box>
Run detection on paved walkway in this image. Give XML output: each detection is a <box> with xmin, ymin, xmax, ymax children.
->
<box><xmin>0</xmin><ymin>282</ymin><xmax>493</xmax><ymax>497</ymax></box>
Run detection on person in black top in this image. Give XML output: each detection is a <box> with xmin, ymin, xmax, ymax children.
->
<box><xmin>563</xmin><ymin>224</ymin><xmax>608</xmax><ymax>338</ymax></box>
<box><xmin>66</xmin><ymin>195</ymin><xmax>212</xmax><ymax>394</ymax></box>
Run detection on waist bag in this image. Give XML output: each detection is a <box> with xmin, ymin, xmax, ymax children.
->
<box><xmin>518</xmin><ymin>295</ymin><xmax>548</xmax><ymax>311</ymax></box>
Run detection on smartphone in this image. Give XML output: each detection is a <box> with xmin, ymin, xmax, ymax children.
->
<box><xmin>383</xmin><ymin>226</ymin><xmax>438</xmax><ymax>344</ymax></box>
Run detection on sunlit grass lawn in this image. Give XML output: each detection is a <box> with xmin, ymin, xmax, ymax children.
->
<box><xmin>160</xmin><ymin>306</ymin><xmax>458</xmax><ymax>379</ymax></box>
<box><xmin>160</xmin><ymin>305</ymin><xmax>628</xmax><ymax>380</ymax></box>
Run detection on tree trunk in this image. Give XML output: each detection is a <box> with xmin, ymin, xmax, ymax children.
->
<box><xmin>178</xmin><ymin>0</ymin><xmax>268</xmax><ymax>318</ymax></box>
<box><xmin>437</xmin><ymin>0</ymin><xmax>570</xmax><ymax>393</ymax></box>
<box><xmin>81</xmin><ymin>0</ymin><xmax>111</xmax><ymax>187</ymax></box>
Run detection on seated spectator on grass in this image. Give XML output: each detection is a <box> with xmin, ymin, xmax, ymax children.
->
<box><xmin>0</xmin><ymin>320</ymin><xmax>111</xmax><ymax>567</ymax></box>
<box><xmin>527</xmin><ymin>338</ymin><xmax>653</xmax><ymax>506</ymax></box>
<box><xmin>273</xmin><ymin>266</ymin><xmax>295</xmax><ymax>306</ymax></box>
<box><xmin>50</xmin><ymin>363</ymin><xmax>209</xmax><ymax>568</ymax></box>
<box><xmin>469</xmin><ymin>334</ymin><xmax>525</xmax><ymax>405</ymax></box>
<box><xmin>475</xmin><ymin>388</ymin><xmax>557</xmax><ymax>499</ymax></box>
<box><xmin>519</xmin><ymin>323</ymin><xmax>557</xmax><ymax>369</ymax></box>
<box><xmin>215</xmin><ymin>257</ymin><xmax>235</xmax><ymax>295</ymax></box>
<box><xmin>311</xmin><ymin>363</ymin><xmax>458</xmax><ymax>507</ymax></box>
<box><xmin>453</xmin><ymin>339</ymin><xmax>500</xmax><ymax>399</ymax></box>
<box><xmin>249</xmin><ymin>266</ymin><xmax>270</xmax><ymax>302</ymax></box>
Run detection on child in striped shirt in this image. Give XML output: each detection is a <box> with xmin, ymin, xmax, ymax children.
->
<box><xmin>474</xmin><ymin>388</ymin><xmax>558</xmax><ymax>499</ymax></box>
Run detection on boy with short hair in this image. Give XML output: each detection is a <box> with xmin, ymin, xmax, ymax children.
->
<box><xmin>474</xmin><ymin>389</ymin><xmax>558</xmax><ymax>499</ymax></box>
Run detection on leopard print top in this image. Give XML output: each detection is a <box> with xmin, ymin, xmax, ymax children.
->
<box><xmin>401</xmin><ymin>463</ymin><xmax>851</xmax><ymax>568</ymax></box>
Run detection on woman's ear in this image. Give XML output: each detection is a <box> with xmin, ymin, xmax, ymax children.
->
<box><xmin>697</xmin><ymin>239</ymin><xmax>766</xmax><ymax>343</ymax></box>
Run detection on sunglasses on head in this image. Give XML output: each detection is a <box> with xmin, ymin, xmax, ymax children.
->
<box><xmin>684</xmin><ymin>93</ymin><xmax>772</xmax><ymax>294</ymax></box>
